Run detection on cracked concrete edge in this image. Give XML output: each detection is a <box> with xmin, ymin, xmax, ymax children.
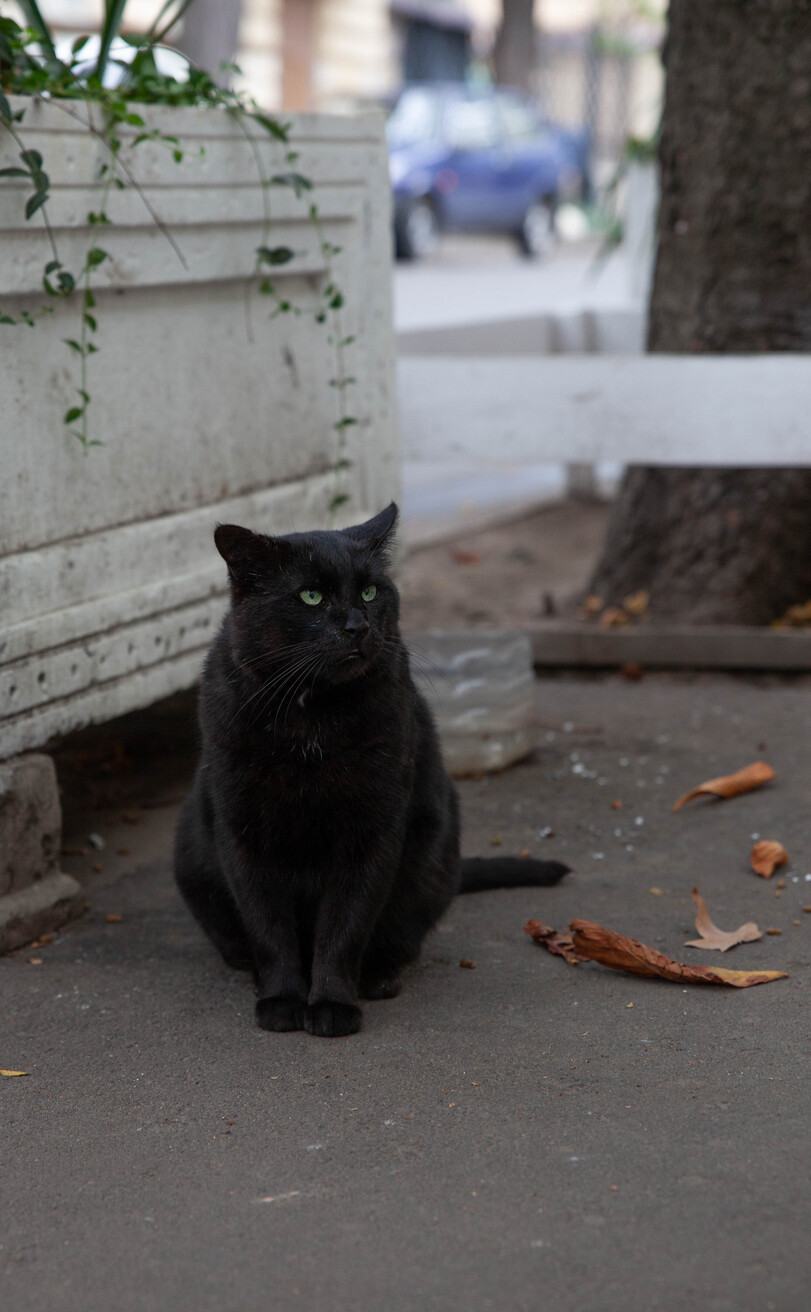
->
<box><xmin>0</xmin><ymin>872</ymin><xmax>87</xmax><ymax>955</ymax></box>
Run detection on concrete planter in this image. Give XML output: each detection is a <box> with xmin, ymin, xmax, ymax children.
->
<box><xmin>0</xmin><ymin>95</ymin><xmax>398</xmax><ymax>761</ymax></box>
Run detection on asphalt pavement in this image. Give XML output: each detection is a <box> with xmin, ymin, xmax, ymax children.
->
<box><xmin>2</xmin><ymin>674</ymin><xmax>810</xmax><ymax>1311</ymax></box>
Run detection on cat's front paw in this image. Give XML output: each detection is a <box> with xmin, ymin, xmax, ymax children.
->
<box><xmin>256</xmin><ymin>996</ymin><xmax>306</xmax><ymax>1032</ymax></box>
<box><xmin>305</xmin><ymin>1001</ymin><xmax>362</xmax><ymax>1038</ymax></box>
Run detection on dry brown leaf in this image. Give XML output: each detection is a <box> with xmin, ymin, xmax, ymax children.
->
<box><xmin>684</xmin><ymin>888</ymin><xmax>761</xmax><ymax>952</ymax></box>
<box><xmin>751</xmin><ymin>840</ymin><xmax>789</xmax><ymax>878</ymax></box>
<box><xmin>583</xmin><ymin>594</ymin><xmax>604</xmax><ymax>616</ymax></box>
<box><xmin>0</xmin><ymin>1069</ymin><xmax>28</xmax><ymax>1077</ymax></box>
<box><xmin>569</xmin><ymin>918</ymin><xmax>787</xmax><ymax>987</ymax></box>
<box><xmin>524</xmin><ymin>919</ymin><xmax>585</xmax><ymax>966</ymax></box>
<box><xmin>600</xmin><ymin>606</ymin><xmax>629</xmax><ymax>628</ymax></box>
<box><xmin>672</xmin><ymin>761</ymin><xmax>775</xmax><ymax>812</ymax></box>
<box><xmin>623</xmin><ymin>590</ymin><xmax>650</xmax><ymax>616</ymax></box>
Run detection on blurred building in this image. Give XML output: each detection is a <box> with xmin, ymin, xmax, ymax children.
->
<box><xmin>13</xmin><ymin>1</ymin><xmax>663</xmax><ymax>173</ymax></box>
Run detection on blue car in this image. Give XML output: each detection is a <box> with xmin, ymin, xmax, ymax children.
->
<box><xmin>387</xmin><ymin>84</ymin><xmax>589</xmax><ymax>260</ymax></box>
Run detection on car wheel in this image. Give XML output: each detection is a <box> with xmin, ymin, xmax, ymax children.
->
<box><xmin>517</xmin><ymin>197</ymin><xmax>557</xmax><ymax>259</ymax></box>
<box><xmin>395</xmin><ymin>198</ymin><xmax>440</xmax><ymax>261</ymax></box>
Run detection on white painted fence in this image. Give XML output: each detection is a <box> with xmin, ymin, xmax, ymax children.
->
<box><xmin>398</xmin><ymin>354</ymin><xmax>811</xmax><ymax>467</ymax></box>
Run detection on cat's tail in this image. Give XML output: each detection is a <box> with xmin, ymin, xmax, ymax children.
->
<box><xmin>459</xmin><ymin>856</ymin><xmax>570</xmax><ymax>894</ymax></box>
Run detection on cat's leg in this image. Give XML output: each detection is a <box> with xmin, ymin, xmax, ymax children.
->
<box><xmin>305</xmin><ymin>871</ymin><xmax>395</xmax><ymax>1037</ymax></box>
<box><xmin>250</xmin><ymin>898</ymin><xmax>309</xmax><ymax>1033</ymax></box>
<box><xmin>174</xmin><ymin>786</ymin><xmax>252</xmax><ymax>970</ymax></box>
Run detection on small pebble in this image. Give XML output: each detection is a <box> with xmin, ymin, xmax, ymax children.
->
<box><xmin>765</xmin><ymin>928</ymin><xmax>782</xmax><ymax>936</ymax></box>
<box><xmin>105</xmin><ymin>914</ymin><xmax>124</xmax><ymax>924</ymax></box>
<box><xmin>459</xmin><ymin>958</ymin><xmax>477</xmax><ymax>970</ymax></box>
<box><xmin>87</xmin><ymin>833</ymin><xmax>105</xmax><ymax>851</ymax></box>
<box><xmin>538</xmin><ymin>826</ymin><xmax>554</xmax><ymax>839</ymax></box>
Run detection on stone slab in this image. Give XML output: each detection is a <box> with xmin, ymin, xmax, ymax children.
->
<box><xmin>0</xmin><ymin>753</ymin><xmax>61</xmax><ymax>897</ymax></box>
<box><xmin>0</xmin><ymin>871</ymin><xmax>85</xmax><ymax>955</ymax></box>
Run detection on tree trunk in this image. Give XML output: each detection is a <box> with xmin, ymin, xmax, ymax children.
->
<box><xmin>176</xmin><ymin>0</ymin><xmax>243</xmax><ymax>84</ymax></box>
<box><xmin>493</xmin><ymin>0</ymin><xmax>536</xmax><ymax>92</ymax></box>
<box><xmin>587</xmin><ymin>0</ymin><xmax>811</xmax><ymax>625</ymax></box>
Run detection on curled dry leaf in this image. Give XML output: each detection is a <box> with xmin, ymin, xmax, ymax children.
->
<box><xmin>684</xmin><ymin>888</ymin><xmax>761</xmax><ymax>952</ymax></box>
<box><xmin>524</xmin><ymin>919</ymin><xmax>585</xmax><ymax>965</ymax></box>
<box><xmin>751</xmin><ymin>840</ymin><xmax>789</xmax><ymax>878</ymax></box>
<box><xmin>600</xmin><ymin>606</ymin><xmax>629</xmax><ymax>628</ymax></box>
<box><xmin>672</xmin><ymin>761</ymin><xmax>775</xmax><ymax>812</ymax></box>
<box><xmin>569</xmin><ymin>918</ymin><xmax>787</xmax><ymax>987</ymax></box>
<box><xmin>0</xmin><ymin>1070</ymin><xmax>28</xmax><ymax>1077</ymax></box>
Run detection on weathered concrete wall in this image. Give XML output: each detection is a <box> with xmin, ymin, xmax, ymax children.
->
<box><xmin>0</xmin><ymin>98</ymin><xmax>399</xmax><ymax>758</ymax></box>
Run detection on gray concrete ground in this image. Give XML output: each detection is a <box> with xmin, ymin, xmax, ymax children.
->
<box><xmin>2</xmin><ymin>673</ymin><xmax>809</xmax><ymax>1311</ymax></box>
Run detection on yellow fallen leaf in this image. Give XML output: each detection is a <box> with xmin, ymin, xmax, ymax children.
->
<box><xmin>684</xmin><ymin>888</ymin><xmax>762</xmax><ymax>952</ymax></box>
<box><xmin>751</xmin><ymin>840</ymin><xmax>789</xmax><ymax>878</ymax></box>
<box><xmin>673</xmin><ymin>761</ymin><xmax>775</xmax><ymax>812</ymax></box>
<box><xmin>1</xmin><ymin>1069</ymin><xmax>28</xmax><ymax>1077</ymax></box>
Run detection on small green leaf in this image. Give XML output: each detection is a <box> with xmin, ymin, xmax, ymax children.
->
<box><xmin>19</xmin><ymin>149</ymin><xmax>43</xmax><ymax>172</ymax></box>
<box><xmin>125</xmin><ymin>113</ymin><xmax>145</xmax><ymax>126</ymax></box>
<box><xmin>64</xmin><ymin>406</ymin><xmax>83</xmax><ymax>423</ymax></box>
<box><xmin>330</xmin><ymin>493</ymin><xmax>350</xmax><ymax>511</ymax></box>
<box><xmin>64</xmin><ymin>338</ymin><xmax>84</xmax><ymax>355</ymax></box>
<box><xmin>256</xmin><ymin>245</ymin><xmax>295</xmax><ymax>266</ymax></box>
<box><xmin>270</xmin><ymin>171</ymin><xmax>313</xmax><ymax>197</ymax></box>
<box><xmin>251</xmin><ymin>112</ymin><xmax>290</xmax><ymax>142</ymax></box>
<box><xmin>57</xmin><ymin>271</ymin><xmax>75</xmax><ymax>294</ymax></box>
<box><xmin>25</xmin><ymin>192</ymin><xmax>48</xmax><ymax>219</ymax></box>
<box><xmin>86</xmin><ymin>342</ymin><xmax>99</xmax><ymax>354</ymax></box>
<box><xmin>84</xmin><ymin>289</ymin><xmax>95</xmax><ymax>309</ymax></box>
<box><xmin>0</xmin><ymin>314</ymin><xmax>16</xmax><ymax>324</ymax></box>
<box><xmin>83</xmin><ymin>313</ymin><xmax>97</xmax><ymax>331</ymax></box>
<box><xmin>86</xmin><ymin>248</ymin><xmax>109</xmax><ymax>269</ymax></box>
<box><xmin>44</xmin><ymin>259</ymin><xmax>61</xmax><ymax>274</ymax></box>
<box><xmin>0</xmin><ymin>167</ymin><xmax>30</xmax><ymax>178</ymax></box>
<box><xmin>0</xmin><ymin>91</ymin><xmax>12</xmax><ymax>124</ymax></box>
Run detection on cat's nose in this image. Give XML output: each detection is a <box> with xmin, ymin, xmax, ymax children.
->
<box><xmin>344</xmin><ymin>608</ymin><xmax>369</xmax><ymax>637</ymax></box>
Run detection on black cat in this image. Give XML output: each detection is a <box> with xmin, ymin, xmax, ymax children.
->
<box><xmin>174</xmin><ymin>503</ymin><xmax>568</xmax><ymax>1037</ymax></box>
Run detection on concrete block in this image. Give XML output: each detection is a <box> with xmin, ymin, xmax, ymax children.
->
<box><xmin>0</xmin><ymin>754</ymin><xmax>61</xmax><ymax>897</ymax></box>
<box><xmin>0</xmin><ymin>752</ymin><xmax>86</xmax><ymax>954</ymax></box>
<box><xmin>0</xmin><ymin>872</ymin><xmax>85</xmax><ymax>955</ymax></box>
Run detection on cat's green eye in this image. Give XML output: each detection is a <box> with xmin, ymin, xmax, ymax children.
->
<box><xmin>300</xmin><ymin>589</ymin><xmax>323</xmax><ymax>606</ymax></box>
<box><xmin>361</xmin><ymin>585</ymin><xmax>378</xmax><ymax>602</ymax></box>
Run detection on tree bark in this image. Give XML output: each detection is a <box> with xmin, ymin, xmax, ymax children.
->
<box><xmin>176</xmin><ymin>0</ymin><xmax>243</xmax><ymax>84</ymax></box>
<box><xmin>587</xmin><ymin>0</ymin><xmax>811</xmax><ymax>625</ymax></box>
<box><xmin>493</xmin><ymin>0</ymin><xmax>536</xmax><ymax>92</ymax></box>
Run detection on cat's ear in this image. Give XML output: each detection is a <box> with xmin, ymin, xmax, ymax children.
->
<box><xmin>214</xmin><ymin>523</ymin><xmax>288</xmax><ymax>590</ymax></box>
<box><xmin>343</xmin><ymin>502</ymin><xmax>399</xmax><ymax>555</ymax></box>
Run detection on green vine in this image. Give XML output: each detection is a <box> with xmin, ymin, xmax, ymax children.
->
<box><xmin>0</xmin><ymin>4</ymin><xmax>355</xmax><ymax>503</ymax></box>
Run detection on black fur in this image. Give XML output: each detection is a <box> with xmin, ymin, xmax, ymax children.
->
<box><xmin>174</xmin><ymin>503</ymin><xmax>568</xmax><ymax>1037</ymax></box>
